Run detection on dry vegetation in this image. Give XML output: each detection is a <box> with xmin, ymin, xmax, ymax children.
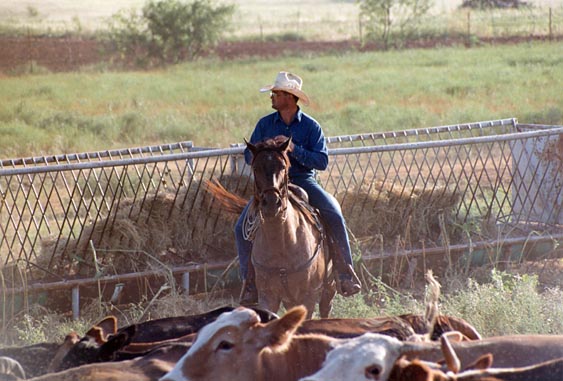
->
<box><xmin>341</xmin><ymin>180</ymin><xmax>462</xmax><ymax>249</ymax></box>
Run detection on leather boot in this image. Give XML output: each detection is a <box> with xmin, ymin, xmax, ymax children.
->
<box><xmin>337</xmin><ymin>264</ymin><xmax>362</xmax><ymax>297</ymax></box>
<box><xmin>239</xmin><ymin>279</ymin><xmax>258</xmax><ymax>306</ymax></box>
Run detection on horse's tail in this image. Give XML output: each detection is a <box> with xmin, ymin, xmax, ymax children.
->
<box><xmin>204</xmin><ymin>179</ymin><xmax>248</xmax><ymax>214</ymax></box>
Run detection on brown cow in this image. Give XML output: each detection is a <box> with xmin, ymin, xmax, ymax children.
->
<box><xmin>159</xmin><ymin>305</ymin><xmax>340</xmax><ymax>381</ymax></box>
<box><xmin>27</xmin><ymin>342</ymin><xmax>191</xmax><ymax>381</ymax></box>
<box><xmin>296</xmin><ymin>314</ymin><xmax>481</xmax><ymax>342</ymax></box>
<box><xmin>49</xmin><ymin>305</ymin><xmax>279</xmax><ymax>372</ymax></box>
<box><xmin>297</xmin><ymin>316</ymin><xmax>416</xmax><ymax>340</ymax></box>
<box><xmin>390</xmin><ymin>355</ymin><xmax>563</xmax><ymax>381</ymax></box>
<box><xmin>0</xmin><ymin>334</ymin><xmax>79</xmax><ymax>378</ymax></box>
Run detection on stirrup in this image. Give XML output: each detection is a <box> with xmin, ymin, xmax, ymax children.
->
<box><xmin>338</xmin><ymin>276</ymin><xmax>361</xmax><ymax>297</ymax></box>
<box><xmin>336</xmin><ymin>264</ymin><xmax>362</xmax><ymax>297</ymax></box>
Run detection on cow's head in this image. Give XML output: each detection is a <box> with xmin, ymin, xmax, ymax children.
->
<box><xmin>299</xmin><ymin>332</ymin><xmax>440</xmax><ymax>381</ymax></box>
<box><xmin>160</xmin><ymin>305</ymin><xmax>307</xmax><ymax>381</ymax></box>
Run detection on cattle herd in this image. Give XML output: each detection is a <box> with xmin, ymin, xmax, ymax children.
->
<box><xmin>0</xmin><ymin>278</ymin><xmax>562</xmax><ymax>380</ymax></box>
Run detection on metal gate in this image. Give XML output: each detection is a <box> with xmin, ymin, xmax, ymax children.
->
<box><xmin>2</xmin><ymin>118</ymin><xmax>563</xmax><ymax>295</ymax></box>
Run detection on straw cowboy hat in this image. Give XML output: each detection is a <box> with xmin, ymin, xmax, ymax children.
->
<box><xmin>259</xmin><ymin>71</ymin><xmax>310</xmax><ymax>106</ymax></box>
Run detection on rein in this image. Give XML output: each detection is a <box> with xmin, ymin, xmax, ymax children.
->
<box><xmin>251</xmin><ymin>149</ymin><xmax>290</xmax><ymax>221</ymax></box>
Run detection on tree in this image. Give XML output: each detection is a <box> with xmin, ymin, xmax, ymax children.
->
<box><xmin>106</xmin><ymin>0</ymin><xmax>236</xmax><ymax>66</ymax></box>
<box><xmin>358</xmin><ymin>0</ymin><xmax>433</xmax><ymax>49</ymax></box>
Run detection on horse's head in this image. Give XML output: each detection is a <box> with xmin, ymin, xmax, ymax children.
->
<box><xmin>246</xmin><ymin>136</ymin><xmax>291</xmax><ymax>219</ymax></box>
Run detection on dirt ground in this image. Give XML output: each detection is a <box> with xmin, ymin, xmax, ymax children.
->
<box><xmin>0</xmin><ymin>34</ymin><xmax>559</xmax><ymax>73</ymax></box>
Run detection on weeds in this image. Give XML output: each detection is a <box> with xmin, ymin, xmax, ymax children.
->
<box><xmin>442</xmin><ymin>269</ymin><xmax>563</xmax><ymax>336</ymax></box>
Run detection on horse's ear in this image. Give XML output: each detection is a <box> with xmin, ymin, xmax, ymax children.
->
<box><xmin>280</xmin><ymin>136</ymin><xmax>292</xmax><ymax>153</ymax></box>
<box><xmin>245</xmin><ymin>138</ymin><xmax>258</xmax><ymax>157</ymax></box>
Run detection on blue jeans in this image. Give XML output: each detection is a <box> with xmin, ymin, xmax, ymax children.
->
<box><xmin>234</xmin><ymin>175</ymin><xmax>353</xmax><ymax>280</ymax></box>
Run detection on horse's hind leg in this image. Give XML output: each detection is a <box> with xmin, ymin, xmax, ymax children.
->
<box><xmin>319</xmin><ymin>281</ymin><xmax>337</xmax><ymax>318</ymax></box>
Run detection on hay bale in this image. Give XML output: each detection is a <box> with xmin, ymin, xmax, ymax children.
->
<box><xmin>38</xmin><ymin>175</ymin><xmax>254</xmax><ymax>279</ymax></box>
<box><xmin>340</xmin><ymin>180</ymin><xmax>462</xmax><ymax>249</ymax></box>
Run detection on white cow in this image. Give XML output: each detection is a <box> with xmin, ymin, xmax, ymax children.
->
<box><xmin>301</xmin><ymin>332</ymin><xmax>563</xmax><ymax>381</ymax></box>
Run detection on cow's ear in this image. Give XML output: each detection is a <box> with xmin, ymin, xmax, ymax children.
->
<box><xmin>85</xmin><ymin>327</ymin><xmax>106</xmax><ymax>345</ymax></box>
<box><xmin>96</xmin><ymin>316</ymin><xmax>118</xmax><ymax>339</ymax></box>
<box><xmin>465</xmin><ymin>353</ymin><xmax>493</xmax><ymax>371</ymax></box>
<box><xmin>399</xmin><ymin>361</ymin><xmax>434</xmax><ymax>381</ymax></box>
<box><xmin>99</xmin><ymin>325</ymin><xmax>136</xmax><ymax>361</ymax></box>
<box><xmin>256</xmin><ymin>306</ymin><xmax>307</xmax><ymax>350</ymax></box>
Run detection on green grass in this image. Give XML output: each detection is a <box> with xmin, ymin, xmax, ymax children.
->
<box><xmin>0</xmin><ymin>41</ymin><xmax>561</xmax><ymax>158</ymax></box>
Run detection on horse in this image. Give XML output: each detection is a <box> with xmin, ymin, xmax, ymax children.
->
<box><xmin>205</xmin><ymin>136</ymin><xmax>336</xmax><ymax>318</ymax></box>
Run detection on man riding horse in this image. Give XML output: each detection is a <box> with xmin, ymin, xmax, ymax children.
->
<box><xmin>235</xmin><ymin>71</ymin><xmax>362</xmax><ymax>305</ymax></box>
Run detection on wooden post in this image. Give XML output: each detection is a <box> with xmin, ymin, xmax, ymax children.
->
<box><xmin>359</xmin><ymin>16</ymin><xmax>363</xmax><ymax>45</ymax></box>
<box><xmin>27</xmin><ymin>27</ymin><xmax>33</xmax><ymax>74</ymax></box>
<box><xmin>549</xmin><ymin>7</ymin><xmax>553</xmax><ymax>41</ymax></box>
<box><xmin>467</xmin><ymin>11</ymin><xmax>471</xmax><ymax>47</ymax></box>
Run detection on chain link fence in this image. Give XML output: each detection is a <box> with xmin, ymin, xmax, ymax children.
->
<box><xmin>2</xmin><ymin>118</ymin><xmax>563</xmax><ymax>315</ymax></box>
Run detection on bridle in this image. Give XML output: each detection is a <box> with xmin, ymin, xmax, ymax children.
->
<box><xmin>251</xmin><ymin>149</ymin><xmax>290</xmax><ymax>221</ymax></box>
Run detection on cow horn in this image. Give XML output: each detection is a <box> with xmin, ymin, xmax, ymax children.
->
<box><xmin>440</xmin><ymin>334</ymin><xmax>461</xmax><ymax>374</ymax></box>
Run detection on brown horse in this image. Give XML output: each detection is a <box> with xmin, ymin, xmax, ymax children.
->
<box><xmin>206</xmin><ymin>136</ymin><xmax>336</xmax><ymax>318</ymax></box>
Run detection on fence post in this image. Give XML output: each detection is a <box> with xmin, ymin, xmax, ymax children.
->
<box><xmin>27</xmin><ymin>27</ymin><xmax>33</xmax><ymax>74</ymax></box>
<box><xmin>359</xmin><ymin>15</ymin><xmax>363</xmax><ymax>45</ymax></box>
<box><xmin>182</xmin><ymin>272</ymin><xmax>190</xmax><ymax>294</ymax></box>
<box><xmin>72</xmin><ymin>286</ymin><xmax>80</xmax><ymax>319</ymax></box>
<box><xmin>467</xmin><ymin>11</ymin><xmax>471</xmax><ymax>47</ymax></box>
<box><xmin>549</xmin><ymin>7</ymin><xmax>553</xmax><ymax>41</ymax></box>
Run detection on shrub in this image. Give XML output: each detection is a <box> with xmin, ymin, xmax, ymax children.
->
<box><xmin>105</xmin><ymin>0</ymin><xmax>236</xmax><ymax>66</ymax></box>
<box><xmin>442</xmin><ymin>269</ymin><xmax>563</xmax><ymax>336</ymax></box>
<box><xmin>358</xmin><ymin>0</ymin><xmax>433</xmax><ymax>49</ymax></box>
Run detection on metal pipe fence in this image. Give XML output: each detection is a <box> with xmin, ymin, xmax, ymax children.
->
<box><xmin>2</xmin><ymin>118</ymin><xmax>563</xmax><ymax>291</ymax></box>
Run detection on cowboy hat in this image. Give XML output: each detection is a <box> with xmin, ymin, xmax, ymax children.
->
<box><xmin>259</xmin><ymin>71</ymin><xmax>310</xmax><ymax>106</ymax></box>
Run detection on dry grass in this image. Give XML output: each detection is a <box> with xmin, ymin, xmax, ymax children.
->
<box><xmin>341</xmin><ymin>180</ymin><xmax>462</xmax><ymax>251</ymax></box>
<box><xmin>36</xmin><ymin>175</ymin><xmax>253</xmax><ymax>280</ymax></box>
<box><xmin>31</xmin><ymin>177</ymin><xmax>463</xmax><ymax>282</ymax></box>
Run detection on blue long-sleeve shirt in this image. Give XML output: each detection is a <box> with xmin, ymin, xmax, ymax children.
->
<box><xmin>244</xmin><ymin>108</ymin><xmax>328</xmax><ymax>180</ymax></box>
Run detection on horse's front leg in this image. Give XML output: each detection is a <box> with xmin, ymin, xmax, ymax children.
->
<box><xmin>258</xmin><ymin>290</ymin><xmax>281</xmax><ymax>316</ymax></box>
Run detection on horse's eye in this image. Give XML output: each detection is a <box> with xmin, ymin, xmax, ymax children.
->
<box><xmin>217</xmin><ymin>340</ymin><xmax>234</xmax><ymax>351</ymax></box>
<box><xmin>365</xmin><ymin>364</ymin><xmax>382</xmax><ymax>379</ymax></box>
